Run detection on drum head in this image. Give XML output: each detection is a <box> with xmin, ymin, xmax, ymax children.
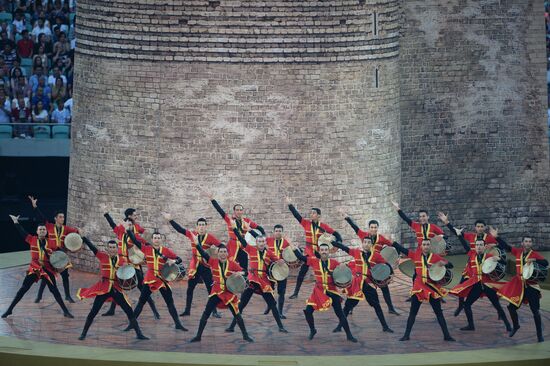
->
<box><xmin>226</xmin><ymin>273</ymin><xmax>247</xmax><ymax>294</ymax></box>
<box><xmin>380</xmin><ymin>246</ymin><xmax>399</xmax><ymax>268</ymax></box>
<box><xmin>522</xmin><ymin>263</ymin><xmax>535</xmax><ymax>280</ymax></box>
<box><xmin>50</xmin><ymin>251</ymin><xmax>69</xmax><ymax>269</ymax></box>
<box><xmin>318</xmin><ymin>233</ymin><xmax>335</xmax><ymax>249</ymax></box>
<box><xmin>482</xmin><ymin>258</ymin><xmax>498</xmax><ymax>274</ymax></box>
<box><xmin>128</xmin><ymin>246</ymin><xmax>145</xmax><ymax>265</ymax></box>
<box><xmin>269</xmin><ymin>262</ymin><xmax>289</xmax><ymax>281</ymax></box>
<box><xmin>429</xmin><ymin>264</ymin><xmax>446</xmax><ymax>281</ymax></box>
<box><xmin>398</xmin><ymin>259</ymin><xmax>415</xmax><ymax>278</ymax></box>
<box><xmin>332</xmin><ymin>263</ymin><xmax>352</xmax><ymax>287</ymax></box>
<box><xmin>64</xmin><ymin>233</ymin><xmax>83</xmax><ymax>252</ymax></box>
<box><xmin>161</xmin><ymin>263</ymin><xmax>179</xmax><ymax>282</ymax></box>
<box><xmin>371</xmin><ymin>263</ymin><xmax>391</xmax><ymax>281</ymax></box>
<box><xmin>244</xmin><ymin>231</ymin><xmax>258</xmax><ymax>246</ymax></box>
<box><xmin>430</xmin><ymin>236</ymin><xmax>446</xmax><ymax>254</ymax></box>
<box><xmin>282</xmin><ymin>247</ymin><xmax>298</xmax><ymax>263</ymax></box>
<box><xmin>116</xmin><ymin>265</ymin><xmax>136</xmax><ymax>280</ymax></box>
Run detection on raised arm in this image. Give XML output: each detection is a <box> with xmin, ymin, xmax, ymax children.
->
<box><xmin>195</xmin><ymin>240</ymin><xmax>210</xmax><ymax>262</ymax></box>
<box><xmin>344</xmin><ymin>215</ymin><xmax>361</xmax><ymax>234</ymax></box>
<box><xmin>168</xmin><ymin>219</ymin><xmax>187</xmax><ymax>235</ymax></box>
<box><xmin>331</xmin><ymin>240</ymin><xmax>350</xmax><ymax>254</ymax></box>
<box><xmin>392</xmin><ymin>241</ymin><xmax>409</xmax><ymax>256</ymax></box>
<box><xmin>125</xmin><ymin>229</ymin><xmax>144</xmax><ymax>249</ymax></box>
<box><xmin>28</xmin><ymin>195</ymin><xmax>47</xmax><ymax>223</ymax></box>
<box><xmin>233</xmin><ymin>228</ymin><xmax>248</xmax><ymax>248</ymax></box>
<box><xmin>391</xmin><ymin>200</ymin><xmax>413</xmax><ymax>226</ymax></box>
<box><xmin>82</xmin><ymin>236</ymin><xmax>98</xmax><ymax>255</ymax></box>
<box><xmin>103</xmin><ymin>212</ymin><xmax>117</xmax><ymax>230</ymax></box>
<box><xmin>445</xmin><ymin>223</ymin><xmax>470</xmax><ymax>253</ymax></box>
<box><xmin>210</xmin><ymin>199</ymin><xmax>227</xmax><ymax>219</ymax></box>
<box><xmin>288</xmin><ymin>204</ymin><xmax>303</xmax><ymax>223</ymax></box>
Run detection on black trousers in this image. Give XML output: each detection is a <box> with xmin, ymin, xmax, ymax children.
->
<box><xmin>272</xmin><ymin>279</ymin><xmax>287</xmax><ymax>314</ymax></box>
<box><xmin>229</xmin><ymin>282</ymin><xmax>284</xmax><ymax>329</ymax></box>
<box><xmin>194</xmin><ymin>295</ymin><xmax>249</xmax><ymax>339</ymax></box>
<box><xmin>4</xmin><ymin>270</ymin><xmax>70</xmax><ymax>315</ymax></box>
<box><xmin>341</xmin><ymin>282</ymin><xmax>389</xmax><ymax>329</ymax></box>
<box><xmin>463</xmin><ymin>282</ymin><xmax>510</xmax><ymax>329</ymax></box>
<box><xmin>304</xmin><ymin>291</ymin><xmax>354</xmax><ymax>338</ymax></box>
<box><xmin>292</xmin><ymin>262</ymin><xmax>310</xmax><ymax>295</ymax></box>
<box><xmin>403</xmin><ymin>295</ymin><xmax>452</xmax><ymax>339</ymax></box>
<box><xmin>236</xmin><ymin>250</ymin><xmax>248</xmax><ymax>273</ymax></box>
<box><xmin>379</xmin><ymin>285</ymin><xmax>396</xmax><ymax>310</ymax></box>
<box><xmin>36</xmin><ymin>267</ymin><xmax>72</xmax><ymax>299</ymax></box>
<box><xmin>134</xmin><ymin>284</ymin><xmax>182</xmax><ymax>327</ymax></box>
<box><xmin>105</xmin><ymin>266</ymin><xmax>158</xmax><ymax>314</ymax></box>
<box><xmin>507</xmin><ymin>286</ymin><xmax>543</xmax><ymax>340</ymax></box>
<box><xmin>184</xmin><ymin>263</ymin><xmax>214</xmax><ymax>313</ymax></box>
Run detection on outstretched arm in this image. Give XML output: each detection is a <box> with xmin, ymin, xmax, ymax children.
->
<box><xmin>168</xmin><ymin>219</ymin><xmax>187</xmax><ymax>235</ymax></box>
<box><xmin>331</xmin><ymin>240</ymin><xmax>350</xmax><ymax>254</ymax></box>
<box><xmin>82</xmin><ymin>236</ymin><xmax>98</xmax><ymax>255</ymax></box>
<box><xmin>211</xmin><ymin>199</ymin><xmax>227</xmax><ymax>219</ymax></box>
<box><xmin>445</xmin><ymin>224</ymin><xmax>470</xmax><ymax>253</ymax></box>
<box><xmin>344</xmin><ymin>215</ymin><xmax>361</xmax><ymax>234</ymax></box>
<box><xmin>392</xmin><ymin>241</ymin><xmax>409</xmax><ymax>256</ymax></box>
<box><xmin>103</xmin><ymin>212</ymin><xmax>117</xmax><ymax>230</ymax></box>
<box><xmin>288</xmin><ymin>204</ymin><xmax>303</xmax><ymax>223</ymax></box>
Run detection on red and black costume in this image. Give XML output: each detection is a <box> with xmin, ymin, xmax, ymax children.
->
<box><xmin>226</xmin><ymin>229</ymin><xmax>287</xmax><ymax>333</ymax></box>
<box><xmin>446</xmin><ymin>224</ymin><xmax>510</xmax><ymax>331</ymax></box>
<box><xmin>76</xmin><ymin>237</ymin><xmax>148</xmax><ymax>340</ymax></box>
<box><xmin>191</xmin><ymin>243</ymin><xmax>253</xmax><ymax>343</ymax></box>
<box><xmin>392</xmin><ymin>242</ymin><xmax>455</xmax><ymax>341</ymax></box>
<box><xmin>102</xmin><ymin>212</ymin><xmax>159</xmax><ymax>318</ymax></box>
<box><xmin>344</xmin><ymin>215</ymin><xmax>398</xmax><ymax>314</ymax></box>
<box><xmin>292</xmin><ymin>248</ymin><xmax>357</xmax><ymax>342</ymax></box>
<box><xmin>331</xmin><ymin>241</ymin><xmax>393</xmax><ymax>333</ymax></box>
<box><xmin>265</xmin><ymin>235</ymin><xmax>290</xmax><ymax>317</ymax></box>
<box><xmin>124</xmin><ymin>230</ymin><xmax>187</xmax><ymax>331</ymax></box>
<box><xmin>496</xmin><ymin>236</ymin><xmax>548</xmax><ymax>342</ymax></box>
<box><xmin>210</xmin><ymin>199</ymin><xmax>265</xmax><ymax>272</ymax></box>
<box><xmin>33</xmin><ymin>206</ymin><xmax>79</xmax><ymax>303</ymax></box>
<box><xmin>397</xmin><ymin>209</ymin><xmax>445</xmax><ymax>246</ymax></box>
<box><xmin>168</xmin><ymin>219</ymin><xmax>221</xmax><ymax>317</ymax></box>
<box><xmin>2</xmin><ymin>222</ymin><xmax>73</xmax><ymax>318</ymax></box>
<box><xmin>287</xmin><ymin>204</ymin><xmax>342</xmax><ymax>298</ymax></box>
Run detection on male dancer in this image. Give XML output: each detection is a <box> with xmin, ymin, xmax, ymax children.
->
<box><xmin>225</xmin><ymin>225</ymin><xmax>288</xmax><ymax>333</ymax></box>
<box><xmin>339</xmin><ymin>210</ymin><xmax>399</xmax><ymax>315</ymax></box>
<box><xmin>291</xmin><ymin>243</ymin><xmax>357</xmax><ymax>342</ymax></box>
<box><xmin>76</xmin><ymin>234</ymin><xmax>148</xmax><ymax>340</ymax></box>
<box><xmin>331</xmin><ymin>239</ymin><xmax>394</xmax><ymax>334</ymax></box>
<box><xmin>392</xmin><ymin>239</ymin><xmax>455</xmax><ymax>341</ymax></box>
<box><xmin>29</xmin><ymin>195</ymin><xmax>80</xmax><ymax>303</ymax></box>
<box><xmin>164</xmin><ymin>213</ymin><xmax>221</xmax><ymax>318</ymax></box>
<box><xmin>2</xmin><ymin>214</ymin><xmax>73</xmax><ymax>318</ymax></box>
<box><xmin>101</xmin><ymin>207</ymin><xmax>159</xmax><ymax>318</ymax></box>
<box><xmin>190</xmin><ymin>239</ymin><xmax>253</xmax><ymax>343</ymax></box>
<box><xmin>286</xmin><ymin>197</ymin><xmax>342</xmax><ymax>299</ymax></box>
<box><xmin>493</xmin><ymin>227</ymin><xmax>548</xmax><ymax>342</ymax></box>
<box><xmin>124</xmin><ymin>225</ymin><xmax>188</xmax><ymax>331</ymax></box>
<box><xmin>263</xmin><ymin>224</ymin><xmax>290</xmax><ymax>318</ymax></box>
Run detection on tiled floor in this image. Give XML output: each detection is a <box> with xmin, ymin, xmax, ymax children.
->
<box><xmin>0</xmin><ymin>265</ymin><xmax>547</xmax><ymax>356</ymax></box>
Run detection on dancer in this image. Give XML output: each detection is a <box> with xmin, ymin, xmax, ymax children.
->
<box><xmin>263</xmin><ymin>224</ymin><xmax>290</xmax><ymax>318</ymax></box>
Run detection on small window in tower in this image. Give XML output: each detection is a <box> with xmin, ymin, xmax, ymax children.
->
<box><xmin>373</xmin><ymin>11</ymin><xmax>378</xmax><ymax>36</ymax></box>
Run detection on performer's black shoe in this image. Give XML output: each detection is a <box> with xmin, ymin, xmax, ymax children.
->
<box><xmin>153</xmin><ymin>311</ymin><xmax>161</xmax><ymax>320</ymax></box>
<box><xmin>34</xmin><ymin>297</ymin><xmax>42</xmax><ymax>304</ymax></box>
<box><xmin>388</xmin><ymin>308</ymin><xmax>400</xmax><ymax>316</ymax></box>
<box><xmin>243</xmin><ymin>335</ymin><xmax>254</xmax><ymax>343</ymax></box>
<box><xmin>289</xmin><ymin>293</ymin><xmax>298</xmax><ymax>299</ymax></box>
<box><xmin>405</xmin><ymin>297</ymin><xmax>412</xmax><ymax>302</ymax></box>
<box><xmin>347</xmin><ymin>335</ymin><xmax>358</xmax><ymax>343</ymax></box>
<box><xmin>332</xmin><ymin>325</ymin><xmax>342</xmax><ymax>333</ymax></box>
<box><xmin>509</xmin><ymin>327</ymin><xmax>520</xmax><ymax>337</ymax></box>
<box><xmin>460</xmin><ymin>325</ymin><xmax>475</xmax><ymax>331</ymax></box>
<box><xmin>441</xmin><ymin>298</ymin><xmax>446</xmax><ymax>304</ymax></box>
<box><xmin>280</xmin><ymin>314</ymin><xmax>287</xmax><ymax>319</ymax></box>
<box><xmin>102</xmin><ymin>310</ymin><xmax>115</xmax><ymax>316</ymax></box>
<box><xmin>175</xmin><ymin>324</ymin><xmax>188</xmax><ymax>331</ymax></box>
<box><xmin>399</xmin><ymin>335</ymin><xmax>410</xmax><ymax>341</ymax></box>
<box><xmin>180</xmin><ymin>310</ymin><xmax>191</xmax><ymax>317</ymax></box>
<box><xmin>383</xmin><ymin>326</ymin><xmax>394</xmax><ymax>333</ymax></box>
<box><xmin>225</xmin><ymin>326</ymin><xmax>235</xmax><ymax>333</ymax></box>
<box><xmin>454</xmin><ymin>305</ymin><xmax>463</xmax><ymax>317</ymax></box>
<box><xmin>263</xmin><ymin>307</ymin><xmax>270</xmax><ymax>315</ymax></box>
<box><xmin>1</xmin><ymin>311</ymin><xmax>12</xmax><ymax>318</ymax></box>
<box><xmin>444</xmin><ymin>336</ymin><xmax>456</xmax><ymax>341</ymax></box>
<box><xmin>136</xmin><ymin>333</ymin><xmax>149</xmax><ymax>340</ymax></box>
<box><xmin>538</xmin><ymin>335</ymin><xmax>544</xmax><ymax>343</ymax></box>
<box><xmin>64</xmin><ymin>311</ymin><xmax>74</xmax><ymax>318</ymax></box>
<box><xmin>278</xmin><ymin>327</ymin><xmax>288</xmax><ymax>333</ymax></box>
<box><xmin>212</xmin><ymin>310</ymin><xmax>221</xmax><ymax>319</ymax></box>
<box><xmin>66</xmin><ymin>296</ymin><xmax>75</xmax><ymax>304</ymax></box>
<box><xmin>78</xmin><ymin>334</ymin><xmax>86</xmax><ymax>340</ymax></box>
<box><xmin>123</xmin><ymin>324</ymin><xmax>133</xmax><ymax>332</ymax></box>
<box><xmin>189</xmin><ymin>336</ymin><xmax>201</xmax><ymax>343</ymax></box>
<box><xmin>308</xmin><ymin>329</ymin><xmax>317</xmax><ymax>340</ymax></box>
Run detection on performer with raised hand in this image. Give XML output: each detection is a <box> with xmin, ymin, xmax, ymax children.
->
<box><xmin>164</xmin><ymin>212</ymin><xmax>222</xmax><ymax>318</ymax></box>
<box><xmin>2</xmin><ymin>214</ymin><xmax>74</xmax><ymax>319</ymax></box>
<box><xmin>392</xmin><ymin>239</ymin><xmax>455</xmax><ymax>341</ymax></box>
<box><xmin>285</xmin><ymin>196</ymin><xmax>342</xmax><ymax>299</ymax></box>
<box><xmin>29</xmin><ymin>195</ymin><xmax>80</xmax><ymax>303</ymax></box>
<box><xmin>339</xmin><ymin>209</ymin><xmax>399</xmax><ymax>315</ymax></box>
<box><xmin>492</xmin><ymin>227</ymin><xmax>548</xmax><ymax>342</ymax></box>
<box><xmin>263</xmin><ymin>224</ymin><xmax>291</xmax><ymax>318</ymax></box>
<box><xmin>76</xmin><ymin>232</ymin><xmax>148</xmax><ymax>340</ymax></box>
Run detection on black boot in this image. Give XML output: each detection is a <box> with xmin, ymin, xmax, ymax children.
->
<box><xmin>62</xmin><ymin>272</ymin><xmax>75</xmax><ymax>303</ymax></box>
<box><xmin>212</xmin><ymin>308</ymin><xmax>221</xmax><ymax>318</ymax></box>
<box><xmin>190</xmin><ymin>319</ymin><xmax>207</xmax><ymax>343</ymax></box>
<box><xmin>374</xmin><ymin>303</ymin><xmax>393</xmax><ymax>332</ymax></box>
<box><xmin>436</xmin><ymin>312</ymin><xmax>455</xmax><ymax>341</ymax></box>
<box><xmin>235</xmin><ymin>314</ymin><xmax>253</xmax><ymax>342</ymax></box>
<box><xmin>225</xmin><ymin>318</ymin><xmax>237</xmax><ymax>332</ymax></box>
<box><xmin>78</xmin><ymin>315</ymin><xmax>95</xmax><ymax>340</ymax></box>
<box><xmin>508</xmin><ymin>305</ymin><xmax>520</xmax><ymax>337</ymax></box>
<box><xmin>498</xmin><ymin>308</ymin><xmax>512</xmax><ymax>332</ymax></box>
<box><xmin>454</xmin><ymin>297</ymin><xmax>464</xmax><ymax>317</ymax></box>
<box><xmin>147</xmin><ymin>297</ymin><xmax>160</xmax><ymax>319</ymax></box>
<box><xmin>460</xmin><ymin>305</ymin><xmax>475</xmax><ymax>331</ymax></box>
<box><xmin>35</xmin><ymin>280</ymin><xmax>47</xmax><ymax>303</ymax></box>
<box><xmin>270</xmin><ymin>303</ymin><xmax>287</xmax><ymax>333</ymax></box>
<box><xmin>303</xmin><ymin>309</ymin><xmax>316</xmax><ymax>340</ymax></box>
<box><xmin>278</xmin><ymin>293</ymin><xmax>286</xmax><ymax>319</ymax></box>
<box><xmin>534</xmin><ymin>310</ymin><xmax>544</xmax><ymax>342</ymax></box>
<box><xmin>102</xmin><ymin>302</ymin><xmax>116</xmax><ymax>316</ymax></box>
<box><xmin>290</xmin><ymin>269</ymin><xmax>306</xmax><ymax>299</ymax></box>
<box><xmin>2</xmin><ymin>286</ymin><xmax>28</xmax><ymax>318</ymax></box>
<box><xmin>130</xmin><ymin>318</ymin><xmax>149</xmax><ymax>340</ymax></box>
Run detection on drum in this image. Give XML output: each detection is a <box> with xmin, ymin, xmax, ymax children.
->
<box><xmin>244</xmin><ymin>229</ymin><xmax>261</xmax><ymax>246</ymax></box>
<box><xmin>161</xmin><ymin>263</ymin><xmax>187</xmax><ymax>282</ymax></box>
<box><xmin>268</xmin><ymin>261</ymin><xmax>289</xmax><ymax>281</ymax></box>
<box><xmin>430</xmin><ymin>236</ymin><xmax>449</xmax><ymax>254</ymax></box>
<box><xmin>428</xmin><ymin>264</ymin><xmax>453</xmax><ymax>286</ymax></box>
<box><xmin>370</xmin><ymin>263</ymin><xmax>392</xmax><ymax>287</ymax></box>
<box><xmin>380</xmin><ymin>246</ymin><xmax>399</xmax><ymax>269</ymax></box>
<box><xmin>128</xmin><ymin>245</ymin><xmax>145</xmax><ymax>265</ymax></box>
<box><xmin>332</xmin><ymin>263</ymin><xmax>353</xmax><ymax>288</ymax></box>
<box><xmin>282</xmin><ymin>246</ymin><xmax>298</xmax><ymax>263</ymax></box>
<box><xmin>318</xmin><ymin>233</ymin><xmax>335</xmax><ymax>251</ymax></box>
<box><xmin>482</xmin><ymin>256</ymin><xmax>506</xmax><ymax>281</ymax></box>
<box><xmin>206</xmin><ymin>245</ymin><xmax>219</xmax><ymax>258</ymax></box>
<box><xmin>64</xmin><ymin>232</ymin><xmax>83</xmax><ymax>252</ymax></box>
<box><xmin>522</xmin><ymin>262</ymin><xmax>549</xmax><ymax>282</ymax></box>
<box><xmin>398</xmin><ymin>259</ymin><xmax>415</xmax><ymax>278</ymax></box>
<box><xmin>49</xmin><ymin>251</ymin><xmax>69</xmax><ymax>271</ymax></box>
<box><xmin>226</xmin><ymin>273</ymin><xmax>248</xmax><ymax>295</ymax></box>
<box><xmin>116</xmin><ymin>265</ymin><xmax>138</xmax><ymax>290</ymax></box>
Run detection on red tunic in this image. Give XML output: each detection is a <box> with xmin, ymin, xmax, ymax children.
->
<box><xmin>24</xmin><ymin>234</ymin><xmax>56</xmax><ymax>283</ymax></box>
<box><xmin>407</xmin><ymin>249</ymin><xmax>448</xmax><ymax>301</ymax></box>
<box><xmin>498</xmin><ymin>248</ymin><xmax>546</xmax><ymax>306</ymax></box>
<box><xmin>76</xmin><ymin>252</ymin><xmax>128</xmax><ymax>304</ymax></box>
<box><xmin>183</xmin><ymin>231</ymin><xmax>221</xmax><ymax>279</ymax></box>
<box><xmin>221</xmin><ymin>214</ymin><xmax>260</xmax><ymax>260</ymax></box>
<box><xmin>243</xmin><ymin>246</ymin><xmax>279</xmax><ymax>293</ymax></box>
<box><xmin>44</xmin><ymin>223</ymin><xmax>79</xmax><ymax>270</ymax></box>
<box><xmin>298</xmin><ymin>219</ymin><xmax>337</xmax><ymax>256</ymax></box>
<box><xmin>450</xmin><ymin>250</ymin><xmax>502</xmax><ymax>298</ymax></box>
<box><xmin>205</xmin><ymin>257</ymin><xmax>243</xmax><ymax>312</ymax></box>
<box><xmin>345</xmin><ymin>249</ymin><xmax>387</xmax><ymax>300</ymax></box>
<box><xmin>305</xmin><ymin>256</ymin><xmax>340</xmax><ymax>311</ymax></box>
<box><xmin>142</xmin><ymin>245</ymin><xmax>179</xmax><ymax>292</ymax></box>
<box><xmin>266</xmin><ymin>237</ymin><xmax>290</xmax><ymax>260</ymax></box>
<box><xmin>112</xmin><ymin>224</ymin><xmax>145</xmax><ymax>265</ymax></box>
<box><xmin>355</xmin><ymin>230</ymin><xmax>392</xmax><ymax>253</ymax></box>
<box><xmin>408</xmin><ymin>222</ymin><xmax>444</xmax><ymax>246</ymax></box>
<box><xmin>462</xmin><ymin>232</ymin><xmax>497</xmax><ymax>250</ymax></box>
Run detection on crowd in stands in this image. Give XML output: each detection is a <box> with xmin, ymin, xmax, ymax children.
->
<box><xmin>0</xmin><ymin>0</ymin><xmax>75</xmax><ymax>138</ymax></box>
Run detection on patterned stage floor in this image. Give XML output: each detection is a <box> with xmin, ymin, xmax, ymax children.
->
<box><xmin>0</xmin><ymin>264</ymin><xmax>548</xmax><ymax>356</ymax></box>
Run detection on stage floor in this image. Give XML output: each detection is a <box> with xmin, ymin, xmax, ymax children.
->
<box><xmin>0</xmin><ymin>262</ymin><xmax>548</xmax><ymax>357</ymax></box>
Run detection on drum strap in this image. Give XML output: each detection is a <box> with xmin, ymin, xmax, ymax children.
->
<box><xmin>219</xmin><ymin>261</ymin><xmax>228</xmax><ymax>290</ymax></box>
<box><xmin>475</xmin><ymin>254</ymin><xmax>484</xmax><ymax>281</ymax></box>
<box><xmin>54</xmin><ymin>225</ymin><xmax>64</xmax><ymax>248</ymax></box>
<box><xmin>421</xmin><ymin>224</ymin><xmax>431</xmax><ymax>240</ymax></box>
<box><xmin>310</xmin><ymin>222</ymin><xmax>320</xmax><ymax>250</ymax></box>
<box><xmin>38</xmin><ymin>239</ymin><xmax>48</xmax><ymax>264</ymax></box>
<box><xmin>275</xmin><ymin>239</ymin><xmax>283</xmax><ymax>257</ymax></box>
<box><xmin>320</xmin><ymin>260</ymin><xmax>330</xmax><ymax>290</ymax></box>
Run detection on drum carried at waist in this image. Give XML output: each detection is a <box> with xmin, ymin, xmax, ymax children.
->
<box><xmin>428</xmin><ymin>264</ymin><xmax>453</xmax><ymax>286</ymax></box>
<box><xmin>50</xmin><ymin>251</ymin><xmax>69</xmax><ymax>271</ymax></box>
<box><xmin>370</xmin><ymin>263</ymin><xmax>392</xmax><ymax>287</ymax></box>
<box><xmin>522</xmin><ymin>262</ymin><xmax>549</xmax><ymax>283</ymax></box>
<box><xmin>481</xmin><ymin>248</ymin><xmax>506</xmax><ymax>281</ymax></box>
<box><xmin>161</xmin><ymin>263</ymin><xmax>187</xmax><ymax>282</ymax></box>
<box><xmin>116</xmin><ymin>265</ymin><xmax>138</xmax><ymax>290</ymax></box>
<box><xmin>64</xmin><ymin>232</ymin><xmax>83</xmax><ymax>252</ymax></box>
<box><xmin>380</xmin><ymin>246</ymin><xmax>399</xmax><ymax>269</ymax></box>
<box><xmin>128</xmin><ymin>246</ymin><xmax>145</xmax><ymax>265</ymax></box>
<box><xmin>226</xmin><ymin>273</ymin><xmax>248</xmax><ymax>295</ymax></box>
<box><xmin>282</xmin><ymin>246</ymin><xmax>298</xmax><ymax>263</ymax></box>
<box><xmin>268</xmin><ymin>261</ymin><xmax>289</xmax><ymax>282</ymax></box>
<box><xmin>244</xmin><ymin>229</ymin><xmax>261</xmax><ymax>247</ymax></box>
<box><xmin>332</xmin><ymin>263</ymin><xmax>353</xmax><ymax>288</ymax></box>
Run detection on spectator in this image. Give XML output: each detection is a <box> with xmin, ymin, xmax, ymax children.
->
<box><xmin>32</xmin><ymin>44</ymin><xmax>48</xmax><ymax>71</ymax></box>
<box><xmin>52</xmin><ymin>15</ymin><xmax>68</xmax><ymax>34</ymax></box>
<box><xmin>0</xmin><ymin>30</ymin><xmax>15</xmax><ymax>51</ymax></box>
<box><xmin>48</xmin><ymin>66</ymin><xmax>66</xmax><ymax>86</ymax></box>
<box><xmin>63</xmin><ymin>86</ymin><xmax>72</xmax><ymax>115</ymax></box>
<box><xmin>16</xmin><ymin>1</ymin><xmax>30</xmax><ymax>14</ymax></box>
<box><xmin>51</xmin><ymin>100</ymin><xmax>70</xmax><ymax>124</ymax></box>
<box><xmin>61</xmin><ymin>56</ymin><xmax>72</xmax><ymax>85</ymax></box>
<box><xmin>33</xmin><ymin>75</ymin><xmax>51</xmax><ymax>96</ymax></box>
<box><xmin>34</xmin><ymin>32</ymin><xmax>52</xmax><ymax>57</ymax></box>
<box><xmin>16</xmin><ymin>30</ymin><xmax>33</xmax><ymax>59</ymax></box>
<box><xmin>10</xmin><ymin>59</ymin><xmax>24</xmax><ymax>77</ymax></box>
<box><xmin>31</xmin><ymin>18</ymin><xmax>52</xmax><ymax>42</ymax></box>
<box><xmin>12</xmin><ymin>11</ymin><xmax>26</xmax><ymax>35</ymax></box>
<box><xmin>32</xmin><ymin>100</ymin><xmax>49</xmax><ymax>123</ymax></box>
<box><xmin>0</xmin><ymin>88</ymin><xmax>11</xmax><ymax>124</ymax></box>
<box><xmin>51</xmin><ymin>76</ymin><xmax>65</xmax><ymax>105</ymax></box>
<box><xmin>28</xmin><ymin>65</ymin><xmax>44</xmax><ymax>90</ymax></box>
<box><xmin>12</xmin><ymin>93</ymin><xmax>31</xmax><ymax>123</ymax></box>
<box><xmin>0</xmin><ymin>66</ymin><xmax>9</xmax><ymax>95</ymax></box>
<box><xmin>32</xmin><ymin>86</ymin><xmax>51</xmax><ymax>112</ymax></box>
<box><xmin>11</xmin><ymin>74</ymin><xmax>30</xmax><ymax>98</ymax></box>
<box><xmin>1</xmin><ymin>43</ymin><xmax>18</xmax><ymax>69</ymax></box>
<box><xmin>0</xmin><ymin>22</ymin><xmax>13</xmax><ymax>41</ymax></box>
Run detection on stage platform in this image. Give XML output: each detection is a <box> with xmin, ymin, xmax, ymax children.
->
<box><xmin>0</xmin><ymin>251</ymin><xmax>549</xmax><ymax>366</ymax></box>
